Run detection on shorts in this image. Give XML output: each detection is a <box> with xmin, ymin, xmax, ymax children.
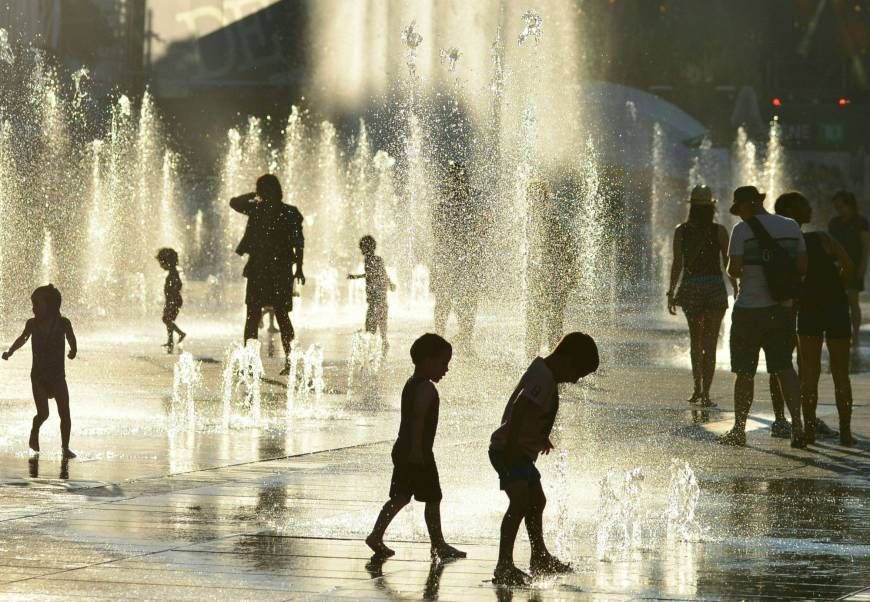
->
<box><xmin>365</xmin><ymin>298</ymin><xmax>388</xmax><ymax>333</ymax></box>
<box><xmin>31</xmin><ymin>376</ymin><xmax>67</xmax><ymax>399</ymax></box>
<box><xmin>390</xmin><ymin>459</ymin><xmax>442</xmax><ymax>502</ymax></box>
<box><xmin>676</xmin><ymin>275</ymin><xmax>728</xmax><ymax>316</ymax></box>
<box><xmin>163</xmin><ymin>302</ymin><xmax>180</xmax><ymax>322</ymax></box>
<box><xmin>245</xmin><ymin>273</ymin><xmax>293</xmax><ymax>312</ymax></box>
<box><xmin>488</xmin><ymin>448</ymin><xmax>541</xmax><ymax>490</ymax></box>
<box><xmin>730</xmin><ymin>305</ymin><xmax>795</xmax><ymax>375</ymax></box>
<box><xmin>798</xmin><ymin>303</ymin><xmax>851</xmax><ymax>339</ymax></box>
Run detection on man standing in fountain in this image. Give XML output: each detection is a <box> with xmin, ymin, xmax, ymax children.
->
<box><xmin>230</xmin><ymin>174</ymin><xmax>305</xmax><ymax>374</ymax></box>
<box><xmin>719</xmin><ymin>186</ymin><xmax>807</xmax><ymax>448</ymax></box>
<box><xmin>431</xmin><ymin>162</ymin><xmax>487</xmax><ymax>353</ymax></box>
<box><xmin>525</xmin><ymin>179</ymin><xmax>578</xmax><ymax>358</ymax></box>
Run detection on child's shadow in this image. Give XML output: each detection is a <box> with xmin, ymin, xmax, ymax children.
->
<box><xmin>365</xmin><ymin>556</ymin><xmax>451</xmax><ymax>600</ymax></box>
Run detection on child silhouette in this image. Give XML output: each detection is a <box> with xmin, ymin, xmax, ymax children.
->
<box><xmin>366</xmin><ymin>333</ymin><xmax>465</xmax><ymax>561</ymax></box>
<box><xmin>157</xmin><ymin>248</ymin><xmax>186</xmax><ymax>353</ymax></box>
<box><xmin>3</xmin><ymin>284</ymin><xmax>78</xmax><ymax>458</ymax></box>
<box><xmin>348</xmin><ymin>235</ymin><xmax>395</xmax><ymax>355</ymax></box>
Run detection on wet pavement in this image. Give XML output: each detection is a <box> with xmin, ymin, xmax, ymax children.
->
<box><xmin>0</xmin><ymin>300</ymin><xmax>868</xmax><ymax>600</ymax></box>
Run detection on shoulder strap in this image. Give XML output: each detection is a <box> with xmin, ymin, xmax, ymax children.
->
<box><xmin>745</xmin><ymin>216</ymin><xmax>778</xmax><ymax>250</ymax></box>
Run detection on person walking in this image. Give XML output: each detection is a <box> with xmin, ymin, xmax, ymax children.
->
<box><xmin>667</xmin><ymin>185</ymin><xmax>736</xmax><ymax>407</ymax></box>
<box><xmin>828</xmin><ymin>190</ymin><xmax>869</xmax><ymax>351</ymax></box>
<box><xmin>776</xmin><ymin>192</ymin><xmax>855</xmax><ymax>446</ymax></box>
<box><xmin>719</xmin><ymin>186</ymin><xmax>808</xmax><ymax>448</ymax></box>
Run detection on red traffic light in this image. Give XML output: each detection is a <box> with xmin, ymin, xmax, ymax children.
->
<box><xmin>772</xmin><ymin>97</ymin><xmax>782</xmax><ymax>107</ymax></box>
<box><xmin>838</xmin><ymin>97</ymin><xmax>851</xmax><ymax>106</ymax></box>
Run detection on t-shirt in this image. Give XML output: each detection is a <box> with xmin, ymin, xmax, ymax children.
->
<box><xmin>489</xmin><ymin>357</ymin><xmax>558</xmax><ymax>462</ymax></box>
<box><xmin>164</xmin><ymin>268</ymin><xmax>182</xmax><ymax>306</ymax></box>
<box><xmin>728</xmin><ymin>213</ymin><xmax>805</xmax><ymax>308</ymax></box>
<box><xmin>364</xmin><ymin>254</ymin><xmax>390</xmax><ymax>302</ymax></box>
<box><xmin>392</xmin><ymin>377</ymin><xmax>439</xmax><ymax>463</ymax></box>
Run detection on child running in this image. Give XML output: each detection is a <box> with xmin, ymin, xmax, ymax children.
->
<box><xmin>348</xmin><ymin>235</ymin><xmax>395</xmax><ymax>355</ymax></box>
<box><xmin>365</xmin><ymin>333</ymin><xmax>466</xmax><ymax>560</ymax></box>
<box><xmin>489</xmin><ymin>332</ymin><xmax>599</xmax><ymax>585</ymax></box>
<box><xmin>2</xmin><ymin>284</ymin><xmax>78</xmax><ymax>459</ymax></box>
<box><xmin>156</xmin><ymin>248</ymin><xmax>186</xmax><ymax>353</ymax></box>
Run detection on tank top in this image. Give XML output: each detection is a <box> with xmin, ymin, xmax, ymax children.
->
<box><xmin>30</xmin><ymin>316</ymin><xmax>67</xmax><ymax>383</ymax></box>
<box><xmin>392</xmin><ymin>376</ymin><xmax>439</xmax><ymax>463</ymax></box>
<box><xmin>680</xmin><ymin>222</ymin><xmax>721</xmax><ymax>277</ymax></box>
<box><xmin>800</xmin><ymin>232</ymin><xmax>846</xmax><ymax>310</ymax></box>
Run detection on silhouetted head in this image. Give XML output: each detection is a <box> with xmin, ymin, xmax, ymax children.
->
<box><xmin>729</xmin><ymin>185</ymin><xmax>766</xmax><ymax>219</ymax></box>
<box><xmin>31</xmin><ymin>284</ymin><xmax>62</xmax><ymax>318</ymax></box>
<box><xmin>156</xmin><ymin>247</ymin><xmax>179</xmax><ymax>269</ymax></box>
<box><xmin>832</xmin><ymin>190</ymin><xmax>858</xmax><ymax>218</ymax></box>
<box><xmin>547</xmin><ymin>332</ymin><xmax>599</xmax><ymax>383</ymax></box>
<box><xmin>256</xmin><ymin>174</ymin><xmax>283</xmax><ymax>203</ymax></box>
<box><xmin>410</xmin><ymin>333</ymin><xmax>452</xmax><ymax>382</ymax></box>
<box><xmin>774</xmin><ymin>191</ymin><xmax>811</xmax><ymax>225</ymax></box>
<box><xmin>359</xmin><ymin>235</ymin><xmax>376</xmax><ymax>255</ymax></box>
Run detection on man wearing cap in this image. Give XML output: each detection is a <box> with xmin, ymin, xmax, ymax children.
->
<box><xmin>720</xmin><ymin>186</ymin><xmax>808</xmax><ymax>448</ymax></box>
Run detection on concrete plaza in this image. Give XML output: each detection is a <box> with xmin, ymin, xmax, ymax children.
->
<box><xmin>0</xmin><ymin>300</ymin><xmax>867</xmax><ymax>601</ymax></box>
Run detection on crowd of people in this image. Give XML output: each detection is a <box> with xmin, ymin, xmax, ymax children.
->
<box><xmin>668</xmin><ymin>185</ymin><xmax>864</xmax><ymax>448</ymax></box>
<box><xmin>0</xmin><ymin>171</ymin><xmax>864</xmax><ymax>586</ymax></box>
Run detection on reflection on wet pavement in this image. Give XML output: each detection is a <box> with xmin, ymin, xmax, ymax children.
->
<box><xmin>0</xmin><ymin>311</ymin><xmax>866</xmax><ymax>599</ymax></box>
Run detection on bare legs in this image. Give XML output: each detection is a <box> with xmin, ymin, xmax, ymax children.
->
<box><xmin>29</xmin><ymin>379</ymin><xmax>72</xmax><ymax>455</ymax></box>
<box><xmin>365</xmin><ymin>302</ymin><xmax>389</xmax><ymax>356</ymax></box>
<box><xmin>726</xmin><ymin>368</ymin><xmax>804</xmax><ymax>447</ymax></box>
<box><xmin>848</xmin><ymin>290</ymin><xmax>861</xmax><ymax>347</ymax></box>
<box><xmin>799</xmin><ymin>335</ymin><xmax>854</xmax><ymax>445</ymax></box>
<box><xmin>366</xmin><ymin>496</ymin><xmax>461</xmax><ymax>558</ymax></box>
<box><xmin>162</xmin><ymin>315</ymin><xmax>185</xmax><ymax>353</ymax></box>
<box><xmin>434</xmin><ymin>295</ymin><xmax>477</xmax><ymax>352</ymax></box>
<box><xmin>685</xmin><ymin>309</ymin><xmax>725</xmax><ymax>402</ymax></box>
<box><xmin>494</xmin><ymin>480</ymin><xmax>567</xmax><ymax>584</ymax></box>
<box><xmin>245</xmin><ymin>305</ymin><xmax>294</xmax><ymax>356</ymax></box>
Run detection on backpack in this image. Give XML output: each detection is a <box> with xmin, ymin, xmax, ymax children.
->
<box><xmin>745</xmin><ymin>216</ymin><xmax>801</xmax><ymax>302</ymax></box>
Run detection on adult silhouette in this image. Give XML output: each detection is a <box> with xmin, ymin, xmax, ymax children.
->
<box><xmin>230</xmin><ymin>174</ymin><xmax>304</xmax><ymax>373</ymax></box>
<box><xmin>431</xmin><ymin>162</ymin><xmax>487</xmax><ymax>352</ymax></box>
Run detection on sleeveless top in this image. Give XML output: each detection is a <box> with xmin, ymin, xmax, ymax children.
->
<box><xmin>679</xmin><ymin>222</ymin><xmax>721</xmax><ymax>278</ymax></box>
<box><xmin>801</xmin><ymin>232</ymin><xmax>846</xmax><ymax>310</ymax></box>
<box><xmin>30</xmin><ymin>316</ymin><xmax>68</xmax><ymax>383</ymax></box>
<box><xmin>392</xmin><ymin>376</ymin><xmax>439</xmax><ymax>463</ymax></box>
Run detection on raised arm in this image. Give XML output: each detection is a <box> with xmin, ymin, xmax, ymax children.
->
<box><xmin>229</xmin><ymin>192</ymin><xmax>258</xmax><ymax>215</ymax></box>
<box><xmin>65</xmin><ymin>319</ymin><xmax>77</xmax><ymax>359</ymax></box>
<box><xmin>2</xmin><ymin>320</ymin><xmax>33</xmax><ymax>360</ymax></box>
<box><xmin>667</xmin><ymin>226</ymin><xmax>683</xmax><ymax>315</ymax></box>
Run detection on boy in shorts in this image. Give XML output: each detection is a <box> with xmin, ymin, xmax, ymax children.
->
<box><xmin>347</xmin><ymin>235</ymin><xmax>395</xmax><ymax>355</ymax></box>
<box><xmin>156</xmin><ymin>248</ymin><xmax>186</xmax><ymax>353</ymax></box>
<box><xmin>489</xmin><ymin>332</ymin><xmax>599</xmax><ymax>586</ymax></box>
<box><xmin>365</xmin><ymin>333</ymin><xmax>466</xmax><ymax>560</ymax></box>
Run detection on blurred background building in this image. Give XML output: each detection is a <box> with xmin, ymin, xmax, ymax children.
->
<box><xmin>2</xmin><ymin>0</ymin><xmax>869</xmax><ymax>192</ymax></box>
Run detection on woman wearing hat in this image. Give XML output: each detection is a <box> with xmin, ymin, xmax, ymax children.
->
<box><xmin>667</xmin><ymin>185</ymin><xmax>737</xmax><ymax>407</ymax></box>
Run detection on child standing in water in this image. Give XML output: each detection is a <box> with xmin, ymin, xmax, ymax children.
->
<box><xmin>156</xmin><ymin>248</ymin><xmax>186</xmax><ymax>353</ymax></box>
<box><xmin>489</xmin><ymin>332</ymin><xmax>599</xmax><ymax>585</ymax></box>
<box><xmin>365</xmin><ymin>333</ymin><xmax>466</xmax><ymax>560</ymax></box>
<box><xmin>2</xmin><ymin>284</ymin><xmax>78</xmax><ymax>458</ymax></box>
<box><xmin>348</xmin><ymin>235</ymin><xmax>395</xmax><ymax>355</ymax></box>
